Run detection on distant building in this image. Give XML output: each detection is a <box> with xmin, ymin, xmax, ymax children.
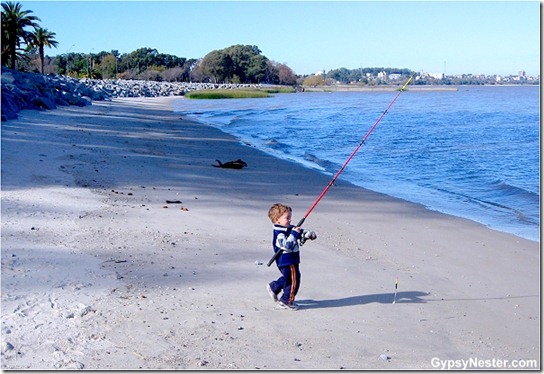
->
<box><xmin>420</xmin><ymin>72</ymin><xmax>444</xmax><ymax>79</ymax></box>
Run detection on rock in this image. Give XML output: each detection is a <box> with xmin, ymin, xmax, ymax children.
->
<box><xmin>2</xmin><ymin>342</ymin><xmax>14</xmax><ymax>352</ymax></box>
<box><xmin>1</xmin><ymin>70</ymin><xmax>15</xmax><ymax>84</ymax></box>
<box><xmin>1</xmin><ymin>66</ymin><xmax>262</xmax><ymax>121</ymax></box>
<box><xmin>79</xmin><ymin>305</ymin><xmax>94</xmax><ymax>317</ymax></box>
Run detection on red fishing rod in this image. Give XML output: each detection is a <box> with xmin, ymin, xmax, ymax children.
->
<box><xmin>267</xmin><ymin>75</ymin><xmax>414</xmax><ymax>267</ymax></box>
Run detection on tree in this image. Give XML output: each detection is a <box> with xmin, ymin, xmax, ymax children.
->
<box><xmin>67</xmin><ymin>53</ymin><xmax>86</xmax><ymax>77</ymax></box>
<box><xmin>99</xmin><ymin>53</ymin><xmax>117</xmax><ymax>79</ymax></box>
<box><xmin>161</xmin><ymin>67</ymin><xmax>184</xmax><ymax>82</ymax></box>
<box><xmin>189</xmin><ymin>59</ymin><xmax>206</xmax><ymax>82</ymax></box>
<box><xmin>270</xmin><ymin>61</ymin><xmax>297</xmax><ymax>85</ymax></box>
<box><xmin>199</xmin><ymin>44</ymin><xmax>271</xmax><ymax>84</ymax></box>
<box><xmin>327</xmin><ymin>67</ymin><xmax>352</xmax><ymax>83</ymax></box>
<box><xmin>224</xmin><ymin>44</ymin><xmax>264</xmax><ymax>83</ymax></box>
<box><xmin>303</xmin><ymin>74</ymin><xmax>325</xmax><ymax>87</ymax></box>
<box><xmin>116</xmin><ymin>48</ymin><xmax>188</xmax><ymax>78</ymax></box>
<box><xmin>1</xmin><ymin>1</ymin><xmax>40</xmax><ymax>69</ymax></box>
<box><xmin>27</xmin><ymin>26</ymin><xmax>58</xmax><ymax>74</ymax></box>
<box><xmin>200</xmin><ymin>50</ymin><xmax>233</xmax><ymax>83</ymax></box>
<box><xmin>247</xmin><ymin>54</ymin><xmax>269</xmax><ymax>83</ymax></box>
<box><xmin>180</xmin><ymin>58</ymin><xmax>197</xmax><ymax>82</ymax></box>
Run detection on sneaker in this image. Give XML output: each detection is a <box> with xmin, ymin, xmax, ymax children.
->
<box><xmin>267</xmin><ymin>284</ymin><xmax>278</xmax><ymax>303</ymax></box>
<box><xmin>277</xmin><ymin>300</ymin><xmax>299</xmax><ymax>311</ymax></box>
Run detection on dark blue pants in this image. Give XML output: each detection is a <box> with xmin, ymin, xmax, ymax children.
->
<box><xmin>270</xmin><ymin>264</ymin><xmax>301</xmax><ymax>304</ymax></box>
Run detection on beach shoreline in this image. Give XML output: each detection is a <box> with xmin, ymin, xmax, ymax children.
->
<box><xmin>1</xmin><ymin>97</ymin><xmax>539</xmax><ymax>370</ymax></box>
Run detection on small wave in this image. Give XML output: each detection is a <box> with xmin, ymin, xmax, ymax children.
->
<box><xmin>435</xmin><ymin>187</ymin><xmax>539</xmax><ymax>226</ymax></box>
<box><xmin>492</xmin><ymin>179</ymin><xmax>540</xmax><ymax>199</ymax></box>
<box><xmin>265</xmin><ymin>138</ymin><xmax>290</xmax><ymax>152</ymax></box>
<box><xmin>303</xmin><ymin>152</ymin><xmax>340</xmax><ymax>173</ymax></box>
<box><xmin>303</xmin><ymin>153</ymin><xmax>322</xmax><ymax>164</ymax></box>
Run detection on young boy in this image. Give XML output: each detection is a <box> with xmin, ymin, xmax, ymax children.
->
<box><xmin>267</xmin><ymin>203</ymin><xmax>317</xmax><ymax>311</ymax></box>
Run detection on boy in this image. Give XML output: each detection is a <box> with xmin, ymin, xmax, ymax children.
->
<box><xmin>267</xmin><ymin>203</ymin><xmax>317</xmax><ymax>311</ymax></box>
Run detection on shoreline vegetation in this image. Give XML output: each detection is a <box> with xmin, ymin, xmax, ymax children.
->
<box><xmin>184</xmin><ymin>86</ymin><xmax>296</xmax><ymax>99</ymax></box>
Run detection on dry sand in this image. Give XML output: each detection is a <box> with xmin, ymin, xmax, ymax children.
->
<box><xmin>1</xmin><ymin>97</ymin><xmax>540</xmax><ymax>370</ymax></box>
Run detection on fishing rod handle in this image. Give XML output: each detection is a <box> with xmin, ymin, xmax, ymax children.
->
<box><xmin>267</xmin><ymin>250</ymin><xmax>281</xmax><ymax>267</ymax></box>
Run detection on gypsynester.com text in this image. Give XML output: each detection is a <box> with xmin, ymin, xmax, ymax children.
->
<box><xmin>431</xmin><ymin>357</ymin><xmax>538</xmax><ymax>370</ymax></box>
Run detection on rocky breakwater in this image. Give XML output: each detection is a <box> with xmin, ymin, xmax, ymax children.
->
<box><xmin>83</xmin><ymin>79</ymin><xmax>257</xmax><ymax>98</ymax></box>
<box><xmin>1</xmin><ymin>67</ymin><xmax>104</xmax><ymax>121</ymax></box>
<box><xmin>1</xmin><ymin>66</ymin><xmax>260</xmax><ymax>121</ymax></box>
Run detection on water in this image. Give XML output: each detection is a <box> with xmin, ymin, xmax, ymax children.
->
<box><xmin>173</xmin><ymin>86</ymin><xmax>540</xmax><ymax>242</ymax></box>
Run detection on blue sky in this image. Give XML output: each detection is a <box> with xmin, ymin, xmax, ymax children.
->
<box><xmin>19</xmin><ymin>1</ymin><xmax>540</xmax><ymax>76</ymax></box>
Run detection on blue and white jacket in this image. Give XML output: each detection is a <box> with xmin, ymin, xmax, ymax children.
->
<box><xmin>272</xmin><ymin>224</ymin><xmax>302</xmax><ymax>268</ymax></box>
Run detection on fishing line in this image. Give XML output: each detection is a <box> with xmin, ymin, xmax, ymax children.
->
<box><xmin>267</xmin><ymin>75</ymin><xmax>414</xmax><ymax>267</ymax></box>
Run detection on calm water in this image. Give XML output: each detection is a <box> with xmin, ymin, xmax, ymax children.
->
<box><xmin>173</xmin><ymin>86</ymin><xmax>540</xmax><ymax>242</ymax></box>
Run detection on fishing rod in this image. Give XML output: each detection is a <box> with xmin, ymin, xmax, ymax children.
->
<box><xmin>267</xmin><ymin>74</ymin><xmax>414</xmax><ymax>267</ymax></box>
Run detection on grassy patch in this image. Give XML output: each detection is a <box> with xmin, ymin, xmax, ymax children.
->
<box><xmin>262</xmin><ymin>86</ymin><xmax>296</xmax><ymax>94</ymax></box>
<box><xmin>184</xmin><ymin>86</ymin><xmax>296</xmax><ymax>99</ymax></box>
<box><xmin>185</xmin><ymin>89</ymin><xmax>271</xmax><ymax>99</ymax></box>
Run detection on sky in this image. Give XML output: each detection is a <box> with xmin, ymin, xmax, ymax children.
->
<box><xmin>18</xmin><ymin>1</ymin><xmax>540</xmax><ymax>76</ymax></box>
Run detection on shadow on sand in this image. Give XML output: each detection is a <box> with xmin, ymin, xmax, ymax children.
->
<box><xmin>296</xmin><ymin>291</ymin><xmax>430</xmax><ymax>309</ymax></box>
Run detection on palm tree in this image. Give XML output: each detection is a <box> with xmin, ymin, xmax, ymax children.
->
<box><xmin>1</xmin><ymin>1</ymin><xmax>40</xmax><ymax>69</ymax></box>
<box><xmin>28</xmin><ymin>27</ymin><xmax>59</xmax><ymax>74</ymax></box>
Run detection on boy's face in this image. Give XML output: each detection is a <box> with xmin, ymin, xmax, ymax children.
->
<box><xmin>275</xmin><ymin>210</ymin><xmax>292</xmax><ymax>227</ymax></box>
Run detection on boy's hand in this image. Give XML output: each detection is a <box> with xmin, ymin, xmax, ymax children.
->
<box><xmin>302</xmin><ymin>230</ymin><xmax>317</xmax><ymax>240</ymax></box>
<box><xmin>293</xmin><ymin>226</ymin><xmax>302</xmax><ymax>233</ymax></box>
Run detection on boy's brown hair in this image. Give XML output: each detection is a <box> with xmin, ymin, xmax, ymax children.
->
<box><xmin>268</xmin><ymin>203</ymin><xmax>291</xmax><ymax>223</ymax></box>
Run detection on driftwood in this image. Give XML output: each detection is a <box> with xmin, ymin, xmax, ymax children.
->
<box><xmin>213</xmin><ymin>159</ymin><xmax>248</xmax><ymax>169</ymax></box>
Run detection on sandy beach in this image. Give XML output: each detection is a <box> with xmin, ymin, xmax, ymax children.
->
<box><xmin>1</xmin><ymin>97</ymin><xmax>539</xmax><ymax>370</ymax></box>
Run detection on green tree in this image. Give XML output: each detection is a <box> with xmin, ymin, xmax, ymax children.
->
<box><xmin>1</xmin><ymin>1</ymin><xmax>40</xmax><ymax>69</ymax></box>
<box><xmin>27</xmin><ymin>26</ymin><xmax>58</xmax><ymax>74</ymax></box>
<box><xmin>200</xmin><ymin>50</ymin><xmax>233</xmax><ymax>83</ymax></box>
<box><xmin>200</xmin><ymin>44</ymin><xmax>270</xmax><ymax>83</ymax></box>
<box><xmin>66</xmin><ymin>52</ymin><xmax>86</xmax><ymax>77</ymax></box>
<box><xmin>224</xmin><ymin>44</ymin><xmax>263</xmax><ymax>83</ymax></box>
<box><xmin>99</xmin><ymin>53</ymin><xmax>117</xmax><ymax>79</ymax></box>
<box><xmin>327</xmin><ymin>67</ymin><xmax>352</xmax><ymax>84</ymax></box>
<box><xmin>247</xmin><ymin>54</ymin><xmax>269</xmax><ymax>83</ymax></box>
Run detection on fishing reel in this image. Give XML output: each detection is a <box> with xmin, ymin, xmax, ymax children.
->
<box><xmin>299</xmin><ymin>230</ymin><xmax>317</xmax><ymax>246</ymax></box>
